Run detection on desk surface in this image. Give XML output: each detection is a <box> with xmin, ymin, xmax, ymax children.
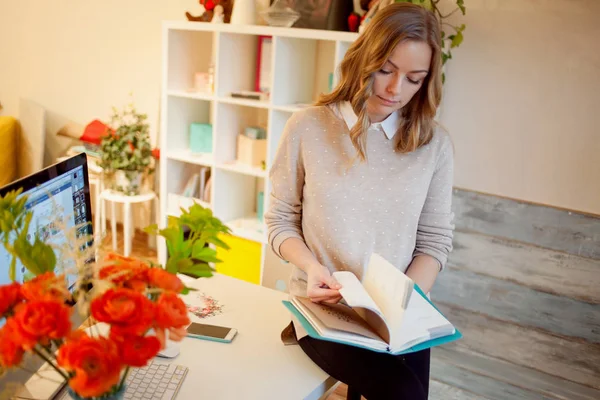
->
<box><xmin>162</xmin><ymin>273</ymin><xmax>334</xmax><ymax>400</ymax></box>
<box><xmin>14</xmin><ymin>274</ymin><xmax>333</xmax><ymax>400</ymax></box>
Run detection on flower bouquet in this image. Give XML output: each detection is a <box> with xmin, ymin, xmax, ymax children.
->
<box><xmin>0</xmin><ymin>189</ymin><xmax>230</xmax><ymax>399</ymax></box>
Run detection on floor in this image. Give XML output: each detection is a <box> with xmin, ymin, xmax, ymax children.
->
<box><xmin>102</xmin><ymin>191</ymin><xmax>600</xmax><ymax>400</ymax></box>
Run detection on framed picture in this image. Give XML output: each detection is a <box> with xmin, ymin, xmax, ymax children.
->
<box><xmin>255</xmin><ymin>35</ymin><xmax>273</xmax><ymax>94</ymax></box>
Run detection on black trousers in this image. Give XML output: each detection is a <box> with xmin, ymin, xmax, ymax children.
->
<box><xmin>298</xmin><ymin>336</ymin><xmax>430</xmax><ymax>400</ymax></box>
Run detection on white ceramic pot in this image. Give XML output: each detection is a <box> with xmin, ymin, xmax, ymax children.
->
<box><xmin>112</xmin><ymin>170</ymin><xmax>143</xmax><ymax>196</ymax></box>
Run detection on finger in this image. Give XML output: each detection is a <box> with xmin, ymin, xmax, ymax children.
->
<box><xmin>310</xmin><ymin>295</ymin><xmax>342</xmax><ymax>304</ymax></box>
<box><xmin>309</xmin><ymin>292</ymin><xmax>342</xmax><ymax>302</ymax></box>
<box><xmin>325</xmin><ymin>276</ymin><xmax>342</xmax><ymax>290</ymax></box>
<box><xmin>309</xmin><ymin>287</ymin><xmax>340</xmax><ymax>299</ymax></box>
<box><xmin>320</xmin><ymin>295</ymin><xmax>343</xmax><ymax>305</ymax></box>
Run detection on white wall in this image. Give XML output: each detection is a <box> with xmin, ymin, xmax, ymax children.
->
<box><xmin>1</xmin><ymin>0</ymin><xmax>598</xmax><ymax>215</ymax></box>
<box><xmin>439</xmin><ymin>0</ymin><xmax>600</xmax><ymax>215</ymax></box>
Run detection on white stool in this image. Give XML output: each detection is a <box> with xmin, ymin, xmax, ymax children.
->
<box><xmin>99</xmin><ymin>189</ymin><xmax>159</xmax><ymax>257</ymax></box>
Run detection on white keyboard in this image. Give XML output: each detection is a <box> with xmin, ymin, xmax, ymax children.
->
<box><xmin>58</xmin><ymin>360</ymin><xmax>187</xmax><ymax>400</ymax></box>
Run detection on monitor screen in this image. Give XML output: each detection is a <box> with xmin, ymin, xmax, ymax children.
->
<box><xmin>0</xmin><ymin>153</ymin><xmax>92</xmax><ymax>392</ymax></box>
<box><xmin>0</xmin><ymin>154</ymin><xmax>93</xmax><ymax>310</ymax></box>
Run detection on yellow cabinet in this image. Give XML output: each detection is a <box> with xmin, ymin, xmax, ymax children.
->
<box><xmin>215</xmin><ymin>234</ymin><xmax>262</xmax><ymax>285</ymax></box>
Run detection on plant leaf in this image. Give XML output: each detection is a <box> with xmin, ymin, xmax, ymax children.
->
<box><xmin>176</xmin><ymin>258</ymin><xmax>194</xmax><ymax>271</ymax></box>
<box><xmin>192</xmin><ymin>243</ymin><xmax>221</xmax><ymax>263</ymax></box>
<box><xmin>179</xmin><ymin>262</ymin><xmax>214</xmax><ymax>278</ymax></box>
<box><xmin>451</xmin><ymin>30</ymin><xmax>463</xmax><ymax>48</ymax></box>
<box><xmin>143</xmin><ymin>224</ymin><xmax>159</xmax><ymax>235</ymax></box>
<box><xmin>180</xmin><ymin>286</ymin><xmax>197</xmax><ymax>295</ymax></box>
<box><xmin>165</xmin><ymin>255</ymin><xmax>182</xmax><ymax>274</ymax></box>
<box><xmin>205</xmin><ymin>236</ymin><xmax>230</xmax><ymax>250</ymax></box>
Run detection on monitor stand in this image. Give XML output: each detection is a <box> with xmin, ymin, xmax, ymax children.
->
<box><xmin>157</xmin><ymin>341</ymin><xmax>180</xmax><ymax>358</ymax></box>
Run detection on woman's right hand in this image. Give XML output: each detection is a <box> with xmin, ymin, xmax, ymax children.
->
<box><xmin>306</xmin><ymin>264</ymin><xmax>343</xmax><ymax>304</ymax></box>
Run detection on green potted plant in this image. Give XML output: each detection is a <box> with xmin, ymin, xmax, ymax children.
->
<box><xmin>99</xmin><ymin>101</ymin><xmax>154</xmax><ymax>196</ymax></box>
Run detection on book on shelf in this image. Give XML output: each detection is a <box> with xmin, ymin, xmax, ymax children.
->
<box><xmin>181</xmin><ymin>167</ymin><xmax>211</xmax><ymax>202</ymax></box>
<box><xmin>283</xmin><ymin>253</ymin><xmax>462</xmax><ymax>355</ymax></box>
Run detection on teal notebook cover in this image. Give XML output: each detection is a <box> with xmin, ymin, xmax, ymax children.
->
<box><xmin>282</xmin><ymin>285</ymin><xmax>462</xmax><ymax>355</ymax></box>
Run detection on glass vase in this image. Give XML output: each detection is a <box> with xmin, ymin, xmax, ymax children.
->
<box><xmin>66</xmin><ymin>385</ymin><xmax>126</xmax><ymax>400</ymax></box>
<box><xmin>260</xmin><ymin>0</ymin><xmax>300</xmax><ymax>27</ymax></box>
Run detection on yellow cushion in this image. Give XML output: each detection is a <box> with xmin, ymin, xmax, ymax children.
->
<box><xmin>0</xmin><ymin>117</ymin><xmax>18</xmax><ymax>187</ymax></box>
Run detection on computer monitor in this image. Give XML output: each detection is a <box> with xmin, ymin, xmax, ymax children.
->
<box><xmin>0</xmin><ymin>153</ymin><xmax>92</xmax><ymax>398</ymax></box>
<box><xmin>0</xmin><ymin>152</ymin><xmax>93</xmax><ymax>292</ymax></box>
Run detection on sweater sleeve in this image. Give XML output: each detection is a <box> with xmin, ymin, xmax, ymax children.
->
<box><xmin>264</xmin><ymin>112</ymin><xmax>306</xmax><ymax>259</ymax></box>
<box><xmin>413</xmin><ymin>134</ymin><xmax>455</xmax><ymax>270</ymax></box>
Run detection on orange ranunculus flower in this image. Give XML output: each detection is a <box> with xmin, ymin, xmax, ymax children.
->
<box><xmin>91</xmin><ymin>288</ymin><xmax>154</xmax><ymax>336</ymax></box>
<box><xmin>110</xmin><ymin>332</ymin><xmax>161</xmax><ymax>367</ymax></box>
<box><xmin>100</xmin><ymin>253</ymin><xmax>150</xmax><ymax>291</ymax></box>
<box><xmin>0</xmin><ymin>319</ymin><xmax>25</xmax><ymax>368</ymax></box>
<box><xmin>147</xmin><ymin>268</ymin><xmax>184</xmax><ymax>293</ymax></box>
<box><xmin>154</xmin><ymin>292</ymin><xmax>190</xmax><ymax>330</ymax></box>
<box><xmin>20</xmin><ymin>272</ymin><xmax>69</xmax><ymax>302</ymax></box>
<box><xmin>124</xmin><ymin>278</ymin><xmax>148</xmax><ymax>292</ymax></box>
<box><xmin>12</xmin><ymin>300</ymin><xmax>72</xmax><ymax>350</ymax></box>
<box><xmin>105</xmin><ymin>252</ymin><xmax>150</xmax><ymax>270</ymax></box>
<box><xmin>57</xmin><ymin>333</ymin><xmax>122</xmax><ymax>398</ymax></box>
<box><xmin>99</xmin><ymin>265</ymin><xmax>149</xmax><ymax>293</ymax></box>
<box><xmin>0</xmin><ymin>282</ymin><xmax>22</xmax><ymax>317</ymax></box>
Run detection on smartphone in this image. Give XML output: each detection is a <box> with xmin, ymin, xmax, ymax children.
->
<box><xmin>186</xmin><ymin>322</ymin><xmax>237</xmax><ymax>343</ymax></box>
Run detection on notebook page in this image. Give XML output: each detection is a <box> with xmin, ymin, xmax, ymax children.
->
<box><xmin>292</xmin><ymin>296</ymin><xmax>383</xmax><ymax>342</ymax></box>
<box><xmin>391</xmin><ymin>289</ymin><xmax>455</xmax><ymax>352</ymax></box>
<box><xmin>362</xmin><ymin>253</ymin><xmax>413</xmax><ymax>330</ymax></box>
<box><xmin>334</xmin><ymin>271</ymin><xmax>384</xmax><ymax>317</ymax></box>
<box><xmin>334</xmin><ymin>271</ymin><xmax>391</xmax><ymax>344</ymax></box>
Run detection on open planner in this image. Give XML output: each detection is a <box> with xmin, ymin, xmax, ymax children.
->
<box><xmin>283</xmin><ymin>253</ymin><xmax>462</xmax><ymax>355</ymax></box>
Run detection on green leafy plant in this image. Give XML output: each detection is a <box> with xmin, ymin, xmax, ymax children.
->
<box><xmin>99</xmin><ymin>101</ymin><xmax>154</xmax><ymax>175</ymax></box>
<box><xmin>0</xmin><ymin>189</ymin><xmax>56</xmax><ymax>281</ymax></box>
<box><xmin>145</xmin><ymin>202</ymin><xmax>231</xmax><ymax>279</ymax></box>
<box><xmin>396</xmin><ymin>0</ymin><xmax>466</xmax><ymax>81</ymax></box>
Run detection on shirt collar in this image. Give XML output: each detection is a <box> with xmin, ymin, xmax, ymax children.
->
<box><xmin>338</xmin><ymin>101</ymin><xmax>400</xmax><ymax>140</ymax></box>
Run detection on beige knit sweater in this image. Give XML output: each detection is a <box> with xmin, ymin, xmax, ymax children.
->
<box><xmin>265</xmin><ymin>103</ymin><xmax>455</xmax><ymax>303</ymax></box>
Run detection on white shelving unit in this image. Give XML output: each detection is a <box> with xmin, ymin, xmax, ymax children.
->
<box><xmin>159</xmin><ymin>21</ymin><xmax>358</xmax><ymax>286</ymax></box>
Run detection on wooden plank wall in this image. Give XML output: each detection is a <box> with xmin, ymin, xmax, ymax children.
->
<box><xmin>429</xmin><ymin>188</ymin><xmax>600</xmax><ymax>400</ymax></box>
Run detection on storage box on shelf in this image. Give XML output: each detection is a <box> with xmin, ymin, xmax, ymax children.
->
<box><xmin>159</xmin><ymin>21</ymin><xmax>358</xmax><ymax>288</ymax></box>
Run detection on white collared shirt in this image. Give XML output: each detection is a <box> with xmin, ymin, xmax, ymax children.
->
<box><xmin>338</xmin><ymin>101</ymin><xmax>401</xmax><ymax>140</ymax></box>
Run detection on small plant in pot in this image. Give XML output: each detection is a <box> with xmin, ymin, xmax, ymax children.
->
<box><xmin>100</xmin><ymin>102</ymin><xmax>154</xmax><ymax>196</ymax></box>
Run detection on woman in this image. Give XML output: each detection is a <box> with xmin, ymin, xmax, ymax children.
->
<box><xmin>265</xmin><ymin>3</ymin><xmax>454</xmax><ymax>399</ymax></box>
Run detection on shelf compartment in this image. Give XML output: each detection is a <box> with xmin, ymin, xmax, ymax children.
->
<box><xmin>217</xmin><ymin>33</ymin><xmax>270</xmax><ymax>98</ymax></box>
<box><xmin>271</xmin><ymin>103</ymin><xmax>312</xmax><ymax>113</ymax></box>
<box><xmin>217</xmin><ymin>161</ymin><xmax>267</xmax><ymax>178</ymax></box>
<box><xmin>166</xmin><ymin>150</ymin><xmax>214</xmax><ymax>167</ymax></box>
<box><xmin>271</xmin><ymin>37</ymin><xmax>336</xmax><ymax>106</ymax></box>
<box><xmin>167</xmin><ymin>193</ymin><xmax>210</xmax><ymax>218</ymax></box>
<box><xmin>215</xmin><ymin>234</ymin><xmax>263</xmax><ymax>285</ymax></box>
<box><xmin>164</xmin><ymin>160</ymin><xmax>213</xmax><ymax>206</ymax></box>
<box><xmin>165</xmin><ymin>96</ymin><xmax>213</xmax><ymax>155</ymax></box>
<box><xmin>168</xmin><ymin>89</ymin><xmax>215</xmax><ymax>101</ymax></box>
<box><xmin>334</xmin><ymin>41</ymin><xmax>353</xmax><ymax>86</ymax></box>
<box><xmin>214</xmin><ymin>102</ymin><xmax>269</xmax><ymax>167</ymax></box>
<box><xmin>218</xmin><ymin>96</ymin><xmax>270</xmax><ymax>109</ymax></box>
<box><xmin>225</xmin><ymin>215</ymin><xmax>266</xmax><ymax>244</ymax></box>
<box><xmin>212</xmin><ymin>169</ymin><xmax>266</xmax><ymax>244</ymax></box>
<box><xmin>167</xmin><ymin>29</ymin><xmax>215</xmax><ymax>93</ymax></box>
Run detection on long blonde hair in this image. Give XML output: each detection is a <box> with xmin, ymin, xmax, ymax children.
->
<box><xmin>316</xmin><ymin>3</ymin><xmax>443</xmax><ymax>161</ymax></box>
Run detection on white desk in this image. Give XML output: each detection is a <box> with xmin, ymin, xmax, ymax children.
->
<box><xmin>16</xmin><ymin>274</ymin><xmax>334</xmax><ymax>400</ymax></box>
<box><xmin>162</xmin><ymin>273</ymin><xmax>335</xmax><ymax>400</ymax></box>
